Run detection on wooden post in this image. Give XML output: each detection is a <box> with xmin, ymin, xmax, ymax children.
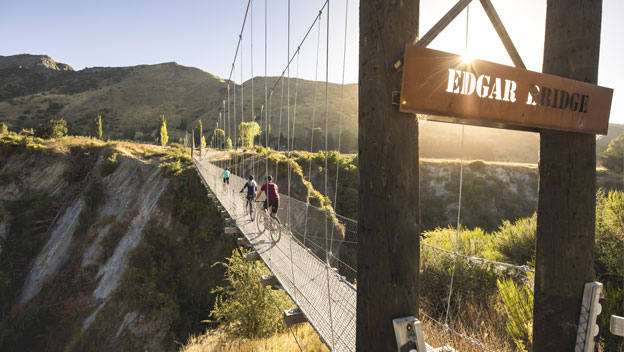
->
<box><xmin>534</xmin><ymin>1</ymin><xmax>602</xmax><ymax>350</ymax></box>
<box><xmin>358</xmin><ymin>1</ymin><xmax>420</xmax><ymax>351</ymax></box>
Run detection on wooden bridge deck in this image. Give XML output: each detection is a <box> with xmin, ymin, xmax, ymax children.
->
<box><xmin>194</xmin><ymin>157</ymin><xmax>357</xmax><ymax>352</ymax></box>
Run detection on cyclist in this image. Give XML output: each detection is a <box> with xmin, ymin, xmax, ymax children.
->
<box><xmin>219</xmin><ymin>168</ymin><xmax>230</xmax><ymax>185</ymax></box>
<box><xmin>255</xmin><ymin>175</ymin><xmax>279</xmax><ymax>218</ymax></box>
<box><xmin>240</xmin><ymin>174</ymin><xmax>258</xmax><ymax>202</ymax></box>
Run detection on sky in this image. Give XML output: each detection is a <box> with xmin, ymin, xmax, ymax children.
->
<box><xmin>1</xmin><ymin>0</ymin><xmax>623</xmax><ymax>125</ymax></box>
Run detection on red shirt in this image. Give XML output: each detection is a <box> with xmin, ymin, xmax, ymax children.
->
<box><xmin>261</xmin><ymin>183</ymin><xmax>280</xmax><ymax>201</ymax></box>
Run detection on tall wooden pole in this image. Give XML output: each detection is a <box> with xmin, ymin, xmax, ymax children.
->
<box><xmin>358</xmin><ymin>1</ymin><xmax>420</xmax><ymax>351</ymax></box>
<box><xmin>534</xmin><ymin>1</ymin><xmax>602</xmax><ymax>350</ymax></box>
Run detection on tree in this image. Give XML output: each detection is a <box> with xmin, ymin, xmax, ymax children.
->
<box><xmin>214</xmin><ymin>128</ymin><xmax>225</xmax><ymax>148</ymax></box>
<box><xmin>92</xmin><ymin>115</ymin><xmax>103</xmax><ymax>140</ymax></box>
<box><xmin>158</xmin><ymin>114</ymin><xmax>168</xmax><ymax>147</ymax></box>
<box><xmin>196</xmin><ymin>119</ymin><xmax>203</xmax><ymax>146</ymax></box>
<box><xmin>0</xmin><ymin>123</ymin><xmax>7</xmax><ymax>136</ymax></box>
<box><xmin>225</xmin><ymin>137</ymin><xmax>232</xmax><ymax>150</ymax></box>
<box><xmin>35</xmin><ymin>119</ymin><xmax>67</xmax><ymax>139</ymax></box>
<box><xmin>201</xmin><ymin>135</ymin><xmax>206</xmax><ymax>149</ymax></box>
<box><xmin>209</xmin><ymin>249</ymin><xmax>288</xmax><ymax>339</ymax></box>
<box><xmin>600</xmin><ymin>134</ymin><xmax>624</xmax><ymax>173</ymax></box>
<box><xmin>237</xmin><ymin>121</ymin><xmax>261</xmax><ymax>148</ymax></box>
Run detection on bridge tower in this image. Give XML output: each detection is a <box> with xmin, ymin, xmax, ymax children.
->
<box><xmin>535</xmin><ymin>1</ymin><xmax>603</xmax><ymax>350</ymax></box>
<box><xmin>357</xmin><ymin>1</ymin><xmax>421</xmax><ymax>351</ymax></box>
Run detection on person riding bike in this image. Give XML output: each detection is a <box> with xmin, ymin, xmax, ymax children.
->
<box><xmin>240</xmin><ymin>174</ymin><xmax>258</xmax><ymax>202</ymax></box>
<box><xmin>255</xmin><ymin>175</ymin><xmax>279</xmax><ymax>217</ymax></box>
<box><xmin>219</xmin><ymin>168</ymin><xmax>230</xmax><ymax>184</ymax></box>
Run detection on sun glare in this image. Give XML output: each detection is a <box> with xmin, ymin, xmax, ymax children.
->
<box><xmin>461</xmin><ymin>51</ymin><xmax>474</xmax><ymax>63</ymax></box>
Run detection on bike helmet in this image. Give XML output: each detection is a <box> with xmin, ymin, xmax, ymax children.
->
<box><xmin>266</xmin><ymin>175</ymin><xmax>273</xmax><ymax>181</ymax></box>
<box><xmin>248</xmin><ymin>174</ymin><xmax>254</xmax><ymax>180</ymax></box>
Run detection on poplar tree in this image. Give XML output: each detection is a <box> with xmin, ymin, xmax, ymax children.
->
<box><xmin>159</xmin><ymin>114</ymin><xmax>168</xmax><ymax>146</ymax></box>
<box><xmin>93</xmin><ymin>115</ymin><xmax>103</xmax><ymax>140</ymax></box>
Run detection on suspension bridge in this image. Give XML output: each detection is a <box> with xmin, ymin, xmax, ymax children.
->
<box><xmin>185</xmin><ymin>0</ymin><xmax>617</xmax><ymax>350</ymax></box>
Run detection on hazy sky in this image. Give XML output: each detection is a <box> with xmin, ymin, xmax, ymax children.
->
<box><xmin>1</xmin><ymin>0</ymin><xmax>623</xmax><ymax>124</ymax></box>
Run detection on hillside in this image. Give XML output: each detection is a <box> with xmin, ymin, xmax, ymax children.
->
<box><xmin>1</xmin><ymin>54</ymin><xmax>622</xmax><ymax>163</ymax></box>
<box><xmin>0</xmin><ymin>134</ymin><xmax>237</xmax><ymax>351</ymax></box>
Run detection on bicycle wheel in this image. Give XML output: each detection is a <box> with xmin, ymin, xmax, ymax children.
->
<box><xmin>269</xmin><ymin>217</ymin><xmax>282</xmax><ymax>243</ymax></box>
<box><xmin>256</xmin><ymin>209</ymin><xmax>267</xmax><ymax>233</ymax></box>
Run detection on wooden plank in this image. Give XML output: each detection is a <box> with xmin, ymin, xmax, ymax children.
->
<box><xmin>611</xmin><ymin>315</ymin><xmax>624</xmax><ymax>337</ymax></box>
<box><xmin>237</xmin><ymin>237</ymin><xmax>251</xmax><ymax>247</ymax></box>
<box><xmin>245</xmin><ymin>252</ymin><xmax>260</xmax><ymax>262</ymax></box>
<box><xmin>399</xmin><ymin>46</ymin><xmax>613</xmax><ymax>135</ymax></box>
<box><xmin>224</xmin><ymin>227</ymin><xmax>239</xmax><ymax>235</ymax></box>
<box><xmin>260</xmin><ymin>274</ymin><xmax>282</xmax><ymax>290</ymax></box>
<box><xmin>284</xmin><ymin>308</ymin><xmax>307</xmax><ymax>326</ymax></box>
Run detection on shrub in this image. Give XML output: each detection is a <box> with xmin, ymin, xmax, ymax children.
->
<box><xmin>209</xmin><ymin>249</ymin><xmax>292</xmax><ymax>339</ymax></box>
<box><xmin>497</xmin><ymin>277</ymin><xmax>533</xmax><ymax>351</ymax></box>
<box><xmin>100</xmin><ymin>152</ymin><xmax>118</xmax><ymax>177</ymax></box>
<box><xmin>492</xmin><ymin>213</ymin><xmax>536</xmax><ymax>266</ymax></box>
<box><xmin>600</xmin><ymin>134</ymin><xmax>624</xmax><ymax>173</ymax></box>
<box><xmin>34</xmin><ymin>119</ymin><xmax>67</xmax><ymax>139</ymax></box>
<box><xmin>0</xmin><ymin>123</ymin><xmax>7</xmax><ymax>136</ymax></box>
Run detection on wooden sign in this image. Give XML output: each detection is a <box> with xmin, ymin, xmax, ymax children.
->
<box><xmin>399</xmin><ymin>45</ymin><xmax>614</xmax><ymax>135</ymax></box>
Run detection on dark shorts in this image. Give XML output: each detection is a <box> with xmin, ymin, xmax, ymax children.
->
<box><xmin>263</xmin><ymin>199</ymin><xmax>279</xmax><ymax>214</ymax></box>
<box><xmin>246</xmin><ymin>194</ymin><xmax>255</xmax><ymax>200</ymax></box>
<box><xmin>222</xmin><ymin>177</ymin><xmax>229</xmax><ymax>184</ymax></box>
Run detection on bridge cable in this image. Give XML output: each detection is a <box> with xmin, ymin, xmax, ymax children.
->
<box><xmin>322</xmin><ymin>2</ymin><xmax>337</xmax><ymax>349</ymax></box>
<box><xmin>303</xmin><ymin>10</ymin><xmax>324</xmax><ymax>247</ymax></box>
<box><xmin>250</xmin><ymin>0</ymin><xmax>255</xmax><ymax>179</ymax></box>
<box><xmin>329</xmin><ymin>0</ymin><xmax>350</xmax><ymax>260</ymax></box>
<box><xmin>442</xmin><ymin>4</ymin><xmax>470</xmax><ymax>347</ymax></box>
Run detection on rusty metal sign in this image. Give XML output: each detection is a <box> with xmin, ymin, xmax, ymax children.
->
<box><xmin>399</xmin><ymin>45</ymin><xmax>613</xmax><ymax>135</ymax></box>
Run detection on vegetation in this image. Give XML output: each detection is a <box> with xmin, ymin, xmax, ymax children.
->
<box><xmin>209</xmin><ymin>249</ymin><xmax>293</xmax><ymax>339</ymax></box>
<box><xmin>420</xmin><ymin>189</ymin><xmax>624</xmax><ymax>351</ymax></box>
<box><xmin>225</xmin><ymin>137</ymin><xmax>232</xmax><ymax>150</ymax></box>
<box><xmin>92</xmin><ymin>115</ymin><xmax>103</xmax><ymax>140</ymax></box>
<box><xmin>182</xmin><ymin>323</ymin><xmax>328</xmax><ymax>352</ymax></box>
<box><xmin>600</xmin><ymin>134</ymin><xmax>624</xmax><ymax>173</ymax></box>
<box><xmin>119</xmin><ymin>169</ymin><xmax>233</xmax><ymax>341</ymax></box>
<box><xmin>201</xmin><ymin>135</ymin><xmax>206</xmax><ymax>150</ymax></box>
<box><xmin>238</xmin><ymin>121</ymin><xmax>261</xmax><ymax>148</ymax></box>
<box><xmin>158</xmin><ymin>114</ymin><xmax>168</xmax><ymax>147</ymax></box>
<box><xmin>0</xmin><ymin>123</ymin><xmax>7</xmax><ymax>136</ymax></box>
<box><xmin>34</xmin><ymin>118</ymin><xmax>67</xmax><ymax>139</ymax></box>
<box><xmin>100</xmin><ymin>150</ymin><xmax>119</xmax><ymax>177</ymax></box>
<box><xmin>213</xmin><ymin>128</ymin><xmax>225</xmax><ymax>148</ymax></box>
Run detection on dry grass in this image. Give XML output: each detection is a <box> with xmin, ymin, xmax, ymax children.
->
<box><xmin>180</xmin><ymin>323</ymin><xmax>329</xmax><ymax>352</ymax></box>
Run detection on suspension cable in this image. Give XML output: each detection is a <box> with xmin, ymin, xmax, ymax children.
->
<box><xmin>303</xmin><ymin>10</ymin><xmax>323</xmax><ymax>246</ymax></box>
<box><xmin>443</xmin><ymin>4</ymin><xmax>470</xmax><ymax>347</ymax></box>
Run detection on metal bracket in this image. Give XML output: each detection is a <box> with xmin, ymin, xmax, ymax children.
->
<box><xmin>575</xmin><ymin>282</ymin><xmax>603</xmax><ymax>352</ymax></box>
<box><xmin>393</xmin><ymin>316</ymin><xmax>427</xmax><ymax>352</ymax></box>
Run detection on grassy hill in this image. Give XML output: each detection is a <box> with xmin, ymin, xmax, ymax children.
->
<box><xmin>1</xmin><ymin>54</ymin><xmax>622</xmax><ymax>163</ymax></box>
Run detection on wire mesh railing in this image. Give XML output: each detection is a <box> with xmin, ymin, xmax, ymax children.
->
<box><xmin>194</xmin><ymin>155</ymin><xmax>356</xmax><ymax>352</ymax></box>
<box><xmin>194</xmin><ymin>149</ymin><xmax>536</xmax><ymax>351</ymax></box>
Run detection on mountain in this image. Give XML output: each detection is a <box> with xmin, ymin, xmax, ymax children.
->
<box><xmin>0</xmin><ymin>54</ymin><xmax>622</xmax><ymax>162</ymax></box>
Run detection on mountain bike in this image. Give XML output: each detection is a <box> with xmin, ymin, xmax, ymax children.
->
<box><xmin>256</xmin><ymin>201</ymin><xmax>281</xmax><ymax>242</ymax></box>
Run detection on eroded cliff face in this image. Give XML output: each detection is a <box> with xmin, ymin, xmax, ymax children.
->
<box><xmin>0</xmin><ymin>139</ymin><xmax>234</xmax><ymax>351</ymax></box>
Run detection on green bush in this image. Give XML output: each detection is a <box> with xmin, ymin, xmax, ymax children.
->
<box><xmin>497</xmin><ymin>276</ymin><xmax>533</xmax><ymax>352</ymax></box>
<box><xmin>34</xmin><ymin>119</ymin><xmax>67</xmax><ymax>139</ymax></box>
<box><xmin>209</xmin><ymin>249</ymin><xmax>292</xmax><ymax>339</ymax></box>
<box><xmin>100</xmin><ymin>152</ymin><xmax>118</xmax><ymax>177</ymax></box>
<box><xmin>600</xmin><ymin>134</ymin><xmax>624</xmax><ymax>173</ymax></box>
<box><xmin>0</xmin><ymin>123</ymin><xmax>7</xmax><ymax>136</ymax></box>
<box><xmin>492</xmin><ymin>214</ymin><xmax>536</xmax><ymax>266</ymax></box>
